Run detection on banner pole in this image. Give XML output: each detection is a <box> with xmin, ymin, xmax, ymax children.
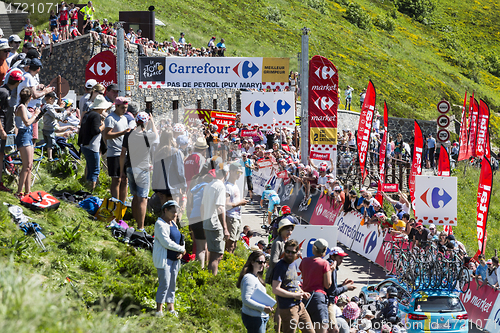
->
<box><xmin>300</xmin><ymin>27</ymin><xmax>310</xmax><ymax>165</ymax></box>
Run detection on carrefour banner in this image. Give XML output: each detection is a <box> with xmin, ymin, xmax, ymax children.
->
<box><xmin>240</xmin><ymin>91</ymin><xmax>295</xmax><ymax>129</ymax></box>
<box><xmin>414</xmin><ymin>175</ymin><xmax>458</xmax><ymax>226</ymax></box>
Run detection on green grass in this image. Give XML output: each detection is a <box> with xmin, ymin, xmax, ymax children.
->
<box><xmin>8</xmin><ymin>0</ymin><xmax>500</xmax><ymax>144</ymax></box>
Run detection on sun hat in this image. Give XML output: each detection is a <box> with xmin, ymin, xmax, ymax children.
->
<box><xmin>8</xmin><ymin>34</ymin><xmax>22</xmax><ymax>43</ymax></box>
<box><xmin>337</xmin><ymin>294</ymin><xmax>349</xmax><ymax>304</ymax></box>
<box><xmin>327</xmin><ymin>246</ymin><xmax>348</xmax><ymax>257</ymax></box>
<box><xmin>173</xmin><ymin>123</ymin><xmax>185</xmax><ymax>133</ymax></box>
<box><xmin>277</xmin><ymin>219</ymin><xmax>295</xmax><ymax>232</ymax></box>
<box><xmin>342</xmin><ymin>301</ymin><xmax>361</xmax><ymax>320</ymax></box>
<box><xmin>114</xmin><ymin>96</ymin><xmax>129</xmax><ymax>105</ymax></box>
<box><xmin>0</xmin><ymin>39</ymin><xmax>12</xmax><ymax>51</ymax></box>
<box><xmin>229</xmin><ymin>163</ymin><xmax>244</xmax><ymax>172</ymax></box>
<box><xmin>194</xmin><ymin>137</ymin><xmax>209</xmax><ymax>149</ymax></box>
<box><xmin>92</xmin><ymin>95</ymin><xmax>113</xmax><ymax>110</ymax></box>
<box><xmin>161</xmin><ymin>200</ymin><xmax>179</xmax><ymax>210</ymax></box>
<box><xmin>135</xmin><ymin>111</ymin><xmax>149</xmax><ymax>124</ymax></box>
<box><xmin>314</xmin><ymin>238</ymin><xmax>329</xmax><ymax>253</ymax></box>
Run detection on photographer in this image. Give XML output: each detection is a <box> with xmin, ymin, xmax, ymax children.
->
<box><xmin>42</xmin><ymin>92</ymin><xmax>71</xmax><ymax>161</ymax></box>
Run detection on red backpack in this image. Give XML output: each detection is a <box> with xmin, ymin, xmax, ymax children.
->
<box><xmin>21</xmin><ymin>191</ymin><xmax>61</xmax><ymax>211</ymax></box>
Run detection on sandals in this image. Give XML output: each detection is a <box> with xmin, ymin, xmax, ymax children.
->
<box><xmin>15</xmin><ymin>192</ymin><xmax>25</xmax><ymax>200</ymax></box>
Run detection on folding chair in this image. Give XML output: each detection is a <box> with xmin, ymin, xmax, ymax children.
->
<box><xmin>3</xmin><ymin>134</ymin><xmax>21</xmax><ymax>183</ymax></box>
<box><xmin>31</xmin><ymin>143</ymin><xmax>46</xmax><ymax>186</ymax></box>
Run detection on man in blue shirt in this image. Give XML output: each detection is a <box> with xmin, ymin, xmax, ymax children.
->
<box><xmin>240</xmin><ymin>153</ymin><xmax>256</xmax><ymax>199</ymax></box>
<box><xmin>427</xmin><ymin>134</ymin><xmax>436</xmax><ymax>168</ymax></box>
<box><xmin>178</xmin><ymin>32</ymin><xmax>185</xmax><ymax>46</ymax></box>
<box><xmin>216</xmin><ymin>38</ymin><xmax>226</xmax><ymax>57</ymax></box>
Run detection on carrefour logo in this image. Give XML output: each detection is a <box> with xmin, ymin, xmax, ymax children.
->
<box><xmin>363</xmin><ymin>231</ymin><xmax>378</xmax><ymax>254</ymax></box>
<box><xmin>233</xmin><ymin>61</ymin><xmax>259</xmax><ymax>78</ymax></box>
<box><xmin>276</xmin><ymin>100</ymin><xmax>291</xmax><ymax>115</ymax></box>
<box><xmin>314</xmin><ymin>66</ymin><xmax>336</xmax><ymax>80</ymax></box>
<box><xmin>245</xmin><ymin>101</ymin><xmax>270</xmax><ymax>117</ymax></box>
<box><xmin>420</xmin><ymin>187</ymin><xmax>452</xmax><ymax>208</ymax></box>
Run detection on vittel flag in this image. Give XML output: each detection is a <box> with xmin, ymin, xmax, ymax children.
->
<box><xmin>356</xmin><ymin>80</ymin><xmax>376</xmax><ymax>182</ymax></box>
<box><xmin>308</xmin><ymin>55</ymin><xmax>339</xmax><ymax>175</ymax></box>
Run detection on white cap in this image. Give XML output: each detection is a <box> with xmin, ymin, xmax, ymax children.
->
<box><xmin>85</xmin><ymin>79</ymin><xmax>97</xmax><ymax>89</ymax></box>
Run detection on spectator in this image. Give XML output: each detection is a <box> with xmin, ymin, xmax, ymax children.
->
<box><xmin>489</xmin><ymin>257</ymin><xmax>499</xmax><ymax>290</ymax></box>
<box><xmin>123</xmin><ymin>100</ymin><xmax>138</xmax><ymax>129</ymax></box>
<box><xmin>344</xmin><ymin>85</ymin><xmax>353</xmax><ymax>111</ymax></box>
<box><xmin>475</xmin><ymin>254</ymin><xmax>488</xmax><ymax>290</ymax></box>
<box><xmin>427</xmin><ymin>134</ymin><xmax>436</xmax><ymax>169</ymax></box>
<box><xmin>79</xmin><ymin>79</ymin><xmax>97</xmax><ymax>115</ymax></box>
<box><xmin>342</xmin><ymin>190</ymin><xmax>358</xmax><ymax>213</ymax></box>
<box><xmin>359</xmin><ymin>88</ymin><xmax>366</xmax><ymax>108</ymax></box>
<box><xmin>382</xmin><ymin>190</ymin><xmax>410</xmax><ymax>214</ymax></box>
<box><xmin>153</xmin><ymin>200</ymin><xmax>185</xmax><ymax>318</ymax></box>
<box><xmin>216</xmin><ymin>38</ymin><xmax>226</xmax><ymax>57</ymax></box>
<box><xmin>184</xmin><ymin>137</ymin><xmax>208</xmax><ymax>187</ymax></box>
<box><xmin>78</xmin><ymin>95</ymin><xmax>111</xmax><ymax>191</ymax></box>
<box><xmin>6</xmin><ymin>35</ymin><xmax>22</xmax><ymax>67</ymax></box>
<box><xmin>0</xmin><ymin>40</ymin><xmax>11</xmax><ymax>83</ymax></box>
<box><xmin>126</xmin><ymin>28</ymin><xmax>137</xmax><ymax>43</ymax></box>
<box><xmin>81</xmin><ymin>83</ymin><xmax>105</xmax><ymax>117</ymax></box>
<box><xmin>299</xmin><ymin>239</ymin><xmax>331</xmax><ymax>333</ymax></box>
<box><xmin>24</xmin><ymin>19</ymin><xmax>34</xmax><ymax>42</ymax></box>
<box><xmin>201</xmin><ymin>162</ymin><xmax>228</xmax><ymax>276</ymax></box>
<box><xmin>178</xmin><ymin>32</ymin><xmax>186</xmax><ymax>46</ymax></box>
<box><xmin>236</xmin><ymin>250</ymin><xmax>273</xmax><ymax>333</ymax></box>
<box><xmin>69</xmin><ymin>3</ymin><xmax>79</xmax><ymax>26</ymax></box>
<box><xmin>207</xmin><ymin>36</ymin><xmax>216</xmax><ymax>54</ymax></box>
<box><xmin>51</xmin><ymin>29</ymin><xmax>60</xmax><ymax>43</ymax></box>
<box><xmin>49</xmin><ymin>10</ymin><xmax>59</xmax><ymax>32</ymax></box>
<box><xmin>41</xmin><ymin>30</ymin><xmax>51</xmax><ymax>49</ymax></box>
<box><xmin>14</xmin><ymin>87</ymin><xmax>43</xmax><ymax>198</ymax></box>
<box><xmin>0</xmin><ymin>69</ymin><xmax>24</xmax><ymax>192</ymax></box>
<box><xmin>408</xmin><ymin>222</ymin><xmax>429</xmax><ymax>248</ymax></box>
<box><xmin>242</xmin><ymin>230</ymin><xmax>253</xmax><ymax>247</ymax></box>
<box><xmin>81</xmin><ymin>1</ymin><xmax>96</xmax><ymax>33</ymax></box>
<box><xmin>58</xmin><ymin>3</ymin><xmax>70</xmax><ymax>41</ymax></box>
<box><xmin>225</xmin><ymin>163</ymin><xmax>248</xmax><ymax>253</ymax></box>
<box><xmin>272</xmin><ymin>239</ymin><xmax>315</xmax><ymax>333</ymax></box>
<box><xmin>69</xmin><ymin>22</ymin><xmax>82</xmax><ymax>39</ymax></box>
<box><xmin>120</xmin><ymin>112</ymin><xmax>158</xmax><ymax>231</ymax></box>
<box><xmin>42</xmin><ymin>91</ymin><xmax>71</xmax><ymax>161</ymax></box>
<box><xmin>428</xmin><ymin>223</ymin><xmax>437</xmax><ymax>239</ymax></box>
<box><xmin>103</xmin><ymin>96</ymin><xmax>130</xmax><ymax>202</ymax></box>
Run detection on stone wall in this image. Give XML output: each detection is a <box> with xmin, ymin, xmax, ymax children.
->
<box><xmin>39</xmin><ymin>35</ymin><xmax>239</xmax><ymax>122</ymax></box>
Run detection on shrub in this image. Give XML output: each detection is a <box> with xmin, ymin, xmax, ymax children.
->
<box><xmin>374</xmin><ymin>14</ymin><xmax>396</xmax><ymax>33</ymax></box>
<box><xmin>345</xmin><ymin>2</ymin><xmax>372</xmax><ymax>30</ymax></box>
<box><xmin>394</xmin><ymin>0</ymin><xmax>435</xmax><ymax>23</ymax></box>
<box><xmin>305</xmin><ymin>0</ymin><xmax>329</xmax><ymax>15</ymax></box>
<box><xmin>485</xmin><ymin>53</ymin><xmax>500</xmax><ymax>78</ymax></box>
<box><xmin>265</xmin><ymin>6</ymin><xmax>282</xmax><ymax>24</ymax></box>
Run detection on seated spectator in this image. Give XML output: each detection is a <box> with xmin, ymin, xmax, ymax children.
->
<box><xmin>242</xmin><ymin>230</ymin><xmax>253</xmax><ymax>247</ymax></box>
<box><xmin>216</xmin><ymin>38</ymin><xmax>226</xmax><ymax>56</ymax></box>
<box><xmin>69</xmin><ymin>22</ymin><xmax>82</xmax><ymax>39</ymax></box>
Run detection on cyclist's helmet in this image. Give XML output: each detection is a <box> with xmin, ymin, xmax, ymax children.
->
<box><xmin>281</xmin><ymin>205</ymin><xmax>291</xmax><ymax>215</ymax></box>
<box><xmin>265</xmin><ymin>184</ymin><xmax>272</xmax><ymax>190</ymax></box>
<box><xmin>387</xmin><ymin>286</ymin><xmax>398</xmax><ymax>297</ymax></box>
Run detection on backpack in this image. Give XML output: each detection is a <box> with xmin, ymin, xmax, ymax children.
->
<box><xmin>20</xmin><ymin>191</ymin><xmax>61</xmax><ymax>211</ymax></box>
<box><xmin>95</xmin><ymin>197</ymin><xmax>127</xmax><ymax>222</ymax></box>
<box><xmin>79</xmin><ymin>196</ymin><xmax>103</xmax><ymax>216</ymax></box>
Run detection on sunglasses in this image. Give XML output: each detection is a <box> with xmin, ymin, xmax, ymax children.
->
<box><xmin>285</xmin><ymin>250</ymin><xmax>297</xmax><ymax>255</ymax></box>
<box><xmin>255</xmin><ymin>260</ymin><xmax>266</xmax><ymax>265</ymax></box>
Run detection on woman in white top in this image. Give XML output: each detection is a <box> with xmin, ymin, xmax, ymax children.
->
<box><xmin>152</xmin><ymin>200</ymin><xmax>185</xmax><ymax>317</ymax></box>
<box><xmin>237</xmin><ymin>251</ymin><xmax>273</xmax><ymax>333</ymax></box>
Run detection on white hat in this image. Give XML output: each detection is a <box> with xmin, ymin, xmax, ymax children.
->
<box><xmin>8</xmin><ymin>35</ymin><xmax>22</xmax><ymax>43</ymax></box>
<box><xmin>0</xmin><ymin>39</ymin><xmax>11</xmax><ymax>51</ymax></box>
<box><xmin>91</xmin><ymin>95</ymin><xmax>113</xmax><ymax>110</ymax></box>
<box><xmin>0</xmin><ymin>28</ymin><xmax>3</xmax><ymax>37</ymax></box>
<box><xmin>85</xmin><ymin>79</ymin><xmax>97</xmax><ymax>89</ymax></box>
<box><xmin>278</xmin><ymin>219</ymin><xmax>295</xmax><ymax>232</ymax></box>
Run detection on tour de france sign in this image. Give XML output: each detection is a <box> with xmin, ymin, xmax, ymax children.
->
<box><xmin>138</xmin><ymin>57</ymin><xmax>289</xmax><ymax>89</ymax></box>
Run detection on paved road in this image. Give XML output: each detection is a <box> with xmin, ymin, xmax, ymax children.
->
<box><xmin>240</xmin><ymin>203</ymin><xmax>484</xmax><ymax>332</ymax></box>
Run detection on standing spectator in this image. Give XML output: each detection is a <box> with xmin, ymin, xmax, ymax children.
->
<box><xmin>153</xmin><ymin>200</ymin><xmax>185</xmax><ymax>317</ymax></box>
<box><xmin>201</xmin><ymin>163</ymin><xmax>228</xmax><ymax>276</ymax></box>
<box><xmin>0</xmin><ymin>70</ymin><xmax>24</xmax><ymax>192</ymax></box>
<box><xmin>427</xmin><ymin>133</ymin><xmax>436</xmax><ymax>169</ymax></box>
<box><xmin>69</xmin><ymin>3</ymin><xmax>79</xmax><ymax>26</ymax></box>
<box><xmin>41</xmin><ymin>30</ymin><xmax>51</xmax><ymax>49</ymax></box>
<box><xmin>81</xmin><ymin>1</ymin><xmax>96</xmax><ymax>34</ymax></box>
<box><xmin>17</xmin><ymin>58</ymin><xmax>55</xmax><ymax>146</ymax></box>
<box><xmin>187</xmin><ymin>170</ymin><xmax>210</xmax><ymax>268</ymax></box>
<box><xmin>237</xmin><ymin>251</ymin><xmax>273</xmax><ymax>333</ymax></box>
<box><xmin>207</xmin><ymin>36</ymin><xmax>216</xmax><ymax>54</ymax></box>
<box><xmin>344</xmin><ymin>85</ymin><xmax>353</xmax><ymax>111</ymax></box>
<box><xmin>272</xmin><ymin>239</ymin><xmax>315</xmax><ymax>333</ymax></box>
<box><xmin>216</xmin><ymin>38</ymin><xmax>226</xmax><ymax>57</ymax></box>
<box><xmin>49</xmin><ymin>10</ymin><xmax>59</xmax><ymax>32</ymax></box>
<box><xmin>489</xmin><ymin>257</ymin><xmax>499</xmax><ymax>290</ymax></box>
<box><xmin>81</xmin><ymin>83</ymin><xmax>104</xmax><ymax>118</ymax></box>
<box><xmin>78</xmin><ymin>95</ymin><xmax>111</xmax><ymax>191</ymax></box>
<box><xmin>123</xmin><ymin>100</ymin><xmax>138</xmax><ymax>129</ymax></box>
<box><xmin>42</xmin><ymin>91</ymin><xmax>70</xmax><ymax>161</ymax></box>
<box><xmin>79</xmin><ymin>79</ymin><xmax>97</xmax><ymax>115</ymax></box>
<box><xmin>225</xmin><ymin>163</ymin><xmax>248</xmax><ymax>253</ymax></box>
<box><xmin>120</xmin><ymin>112</ymin><xmax>158</xmax><ymax>231</ymax></box>
<box><xmin>359</xmin><ymin>88</ymin><xmax>366</xmax><ymax>108</ymax></box>
<box><xmin>184</xmin><ymin>137</ymin><xmax>208</xmax><ymax>187</ymax></box>
<box><xmin>474</xmin><ymin>254</ymin><xmax>488</xmax><ymax>290</ymax></box>
<box><xmin>6</xmin><ymin>35</ymin><xmax>22</xmax><ymax>67</ymax></box>
<box><xmin>394</xmin><ymin>133</ymin><xmax>403</xmax><ymax>160</ymax></box>
<box><xmin>178</xmin><ymin>32</ymin><xmax>186</xmax><ymax>46</ymax></box>
<box><xmin>58</xmin><ymin>3</ymin><xmax>70</xmax><ymax>41</ymax></box>
<box><xmin>241</xmin><ymin>152</ymin><xmax>256</xmax><ymax>199</ymax></box>
<box><xmin>299</xmin><ymin>239</ymin><xmax>331</xmax><ymax>333</ymax></box>
<box><xmin>14</xmin><ymin>88</ymin><xmax>43</xmax><ymax>198</ymax></box>
<box><xmin>24</xmin><ymin>19</ymin><xmax>34</xmax><ymax>42</ymax></box>
<box><xmin>103</xmin><ymin>96</ymin><xmax>130</xmax><ymax>202</ymax></box>
<box><xmin>0</xmin><ymin>40</ymin><xmax>11</xmax><ymax>83</ymax></box>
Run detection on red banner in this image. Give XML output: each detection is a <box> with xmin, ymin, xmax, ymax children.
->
<box><xmin>486</xmin><ymin>131</ymin><xmax>491</xmax><ymax>159</ymax></box>
<box><xmin>477</xmin><ymin>158</ymin><xmax>493</xmax><ymax>254</ymax></box>
<box><xmin>437</xmin><ymin>145</ymin><xmax>450</xmax><ymax>176</ymax></box>
<box><xmin>376</xmin><ymin>101</ymin><xmax>389</xmax><ymax>205</ymax></box>
<box><xmin>381</xmin><ymin>183</ymin><xmax>398</xmax><ymax>192</ymax></box>
<box><xmin>467</xmin><ymin>96</ymin><xmax>479</xmax><ymax>158</ymax></box>
<box><xmin>257</xmin><ymin>159</ymin><xmax>273</xmax><ymax>169</ymax></box>
<box><xmin>357</xmin><ymin>80</ymin><xmax>376</xmax><ymax>182</ymax></box>
<box><xmin>476</xmin><ymin>100</ymin><xmax>490</xmax><ymax>159</ymax></box>
<box><xmin>409</xmin><ymin>120</ymin><xmax>423</xmax><ymax>207</ymax></box>
<box><xmin>211</xmin><ymin>111</ymin><xmax>236</xmax><ymax>132</ymax></box>
<box><xmin>310</xmin><ymin>151</ymin><xmax>330</xmax><ymax>161</ymax></box>
<box><xmin>308</xmin><ymin>55</ymin><xmax>338</xmax><ymax>129</ymax></box>
<box><xmin>241</xmin><ymin>129</ymin><xmax>259</xmax><ymax>137</ymax></box>
<box><xmin>458</xmin><ymin>91</ymin><xmax>468</xmax><ymax>161</ymax></box>
<box><xmin>276</xmin><ymin>170</ymin><xmax>288</xmax><ymax>179</ymax></box>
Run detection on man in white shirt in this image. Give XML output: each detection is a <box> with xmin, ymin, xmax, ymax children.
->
<box><xmin>6</xmin><ymin>35</ymin><xmax>22</xmax><ymax>66</ymax></box>
<box><xmin>201</xmin><ymin>165</ymin><xmax>228</xmax><ymax>276</ymax></box>
<box><xmin>225</xmin><ymin>163</ymin><xmax>248</xmax><ymax>254</ymax></box>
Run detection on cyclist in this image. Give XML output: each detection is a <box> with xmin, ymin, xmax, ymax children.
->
<box><xmin>260</xmin><ymin>184</ymin><xmax>280</xmax><ymax>225</ymax></box>
<box><xmin>379</xmin><ymin>286</ymin><xmax>400</xmax><ymax>325</ymax></box>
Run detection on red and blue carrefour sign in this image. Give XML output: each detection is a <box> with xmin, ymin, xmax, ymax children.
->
<box><xmin>414</xmin><ymin>175</ymin><xmax>457</xmax><ymax>226</ymax></box>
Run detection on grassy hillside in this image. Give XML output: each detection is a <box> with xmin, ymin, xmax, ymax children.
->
<box><xmin>12</xmin><ymin>0</ymin><xmax>500</xmax><ymax>144</ymax></box>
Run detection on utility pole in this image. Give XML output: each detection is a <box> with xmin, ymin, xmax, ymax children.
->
<box><xmin>116</xmin><ymin>23</ymin><xmax>125</xmax><ymax>97</ymax></box>
<box><xmin>300</xmin><ymin>27</ymin><xmax>310</xmax><ymax>165</ymax></box>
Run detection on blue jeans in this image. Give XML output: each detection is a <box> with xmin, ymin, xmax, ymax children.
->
<box><xmin>156</xmin><ymin>259</ymin><xmax>181</xmax><ymax>304</ymax></box>
<box><xmin>241</xmin><ymin>312</ymin><xmax>269</xmax><ymax>333</ymax></box>
<box><xmin>81</xmin><ymin>146</ymin><xmax>100</xmax><ymax>182</ymax></box>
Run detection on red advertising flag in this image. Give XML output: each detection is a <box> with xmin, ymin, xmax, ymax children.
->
<box><xmin>85</xmin><ymin>50</ymin><xmax>117</xmax><ymax>88</ymax></box>
<box><xmin>467</xmin><ymin>96</ymin><xmax>479</xmax><ymax>158</ymax></box>
<box><xmin>443</xmin><ymin>225</ymin><xmax>453</xmax><ymax>235</ymax></box>
<box><xmin>437</xmin><ymin>145</ymin><xmax>450</xmax><ymax>176</ymax></box>
<box><xmin>376</xmin><ymin>101</ymin><xmax>389</xmax><ymax>205</ymax></box>
<box><xmin>477</xmin><ymin>158</ymin><xmax>493</xmax><ymax>254</ymax></box>
<box><xmin>409</xmin><ymin>120</ymin><xmax>423</xmax><ymax>207</ymax></box>
<box><xmin>310</xmin><ymin>151</ymin><xmax>330</xmax><ymax>161</ymax></box>
<box><xmin>457</xmin><ymin>91</ymin><xmax>468</xmax><ymax>161</ymax></box>
<box><xmin>356</xmin><ymin>80</ymin><xmax>376</xmax><ymax>182</ymax></box>
<box><xmin>486</xmin><ymin>130</ymin><xmax>491</xmax><ymax>159</ymax></box>
<box><xmin>210</xmin><ymin>111</ymin><xmax>236</xmax><ymax>132</ymax></box>
<box><xmin>476</xmin><ymin>100</ymin><xmax>490</xmax><ymax>159</ymax></box>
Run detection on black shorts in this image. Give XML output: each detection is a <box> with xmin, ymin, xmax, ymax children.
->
<box><xmin>24</xmin><ymin>35</ymin><xmax>32</xmax><ymax>42</ymax></box>
<box><xmin>246</xmin><ymin>175</ymin><xmax>253</xmax><ymax>191</ymax></box>
<box><xmin>60</xmin><ymin>20</ymin><xmax>68</xmax><ymax>27</ymax></box>
<box><xmin>189</xmin><ymin>221</ymin><xmax>206</xmax><ymax>240</ymax></box>
<box><xmin>107</xmin><ymin>156</ymin><xmax>121</xmax><ymax>178</ymax></box>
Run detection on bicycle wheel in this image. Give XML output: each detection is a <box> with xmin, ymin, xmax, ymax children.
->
<box><xmin>456</xmin><ymin>268</ymin><xmax>470</xmax><ymax>293</ymax></box>
<box><xmin>384</xmin><ymin>248</ymin><xmax>395</xmax><ymax>274</ymax></box>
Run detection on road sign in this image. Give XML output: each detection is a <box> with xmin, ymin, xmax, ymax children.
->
<box><xmin>126</xmin><ymin>74</ymin><xmax>135</xmax><ymax>87</ymax></box>
<box><xmin>437</xmin><ymin>129</ymin><xmax>450</xmax><ymax>142</ymax></box>
<box><xmin>437</xmin><ymin>114</ymin><xmax>450</xmax><ymax>128</ymax></box>
<box><xmin>437</xmin><ymin>100</ymin><xmax>451</xmax><ymax>114</ymax></box>
<box><xmin>85</xmin><ymin>50</ymin><xmax>117</xmax><ymax>88</ymax></box>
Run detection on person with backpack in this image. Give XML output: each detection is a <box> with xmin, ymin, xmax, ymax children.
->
<box><xmin>153</xmin><ymin>200</ymin><xmax>185</xmax><ymax>318</ymax></box>
<box><xmin>378</xmin><ymin>286</ymin><xmax>400</xmax><ymax>325</ymax></box>
<box><xmin>225</xmin><ymin>163</ymin><xmax>248</xmax><ymax>254</ymax></box>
